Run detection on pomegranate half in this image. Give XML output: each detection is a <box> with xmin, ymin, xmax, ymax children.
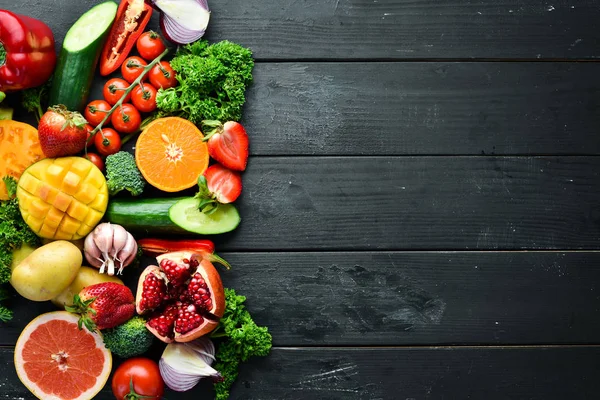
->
<box><xmin>135</xmin><ymin>251</ymin><xmax>225</xmax><ymax>342</ymax></box>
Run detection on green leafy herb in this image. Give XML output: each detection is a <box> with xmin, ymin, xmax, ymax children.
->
<box><xmin>21</xmin><ymin>80</ymin><xmax>51</xmax><ymax>122</ymax></box>
<box><xmin>0</xmin><ymin>176</ymin><xmax>40</xmax><ymax>322</ymax></box>
<box><xmin>211</xmin><ymin>288</ymin><xmax>272</xmax><ymax>400</ymax></box>
<box><xmin>155</xmin><ymin>40</ymin><xmax>254</xmax><ymax>124</ymax></box>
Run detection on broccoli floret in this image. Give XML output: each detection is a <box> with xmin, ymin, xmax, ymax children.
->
<box><xmin>105</xmin><ymin>151</ymin><xmax>145</xmax><ymax>196</ymax></box>
<box><xmin>102</xmin><ymin>316</ymin><xmax>154</xmax><ymax>358</ymax></box>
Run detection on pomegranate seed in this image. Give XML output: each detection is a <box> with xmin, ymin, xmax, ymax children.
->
<box><xmin>174</xmin><ymin>303</ymin><xmax>204</xmax><ymax>334</ymax></box>
<box><xmin>160</xmin><ymin>259</ymin><xmax>191</xmax><ymax>287</ymax></box>
<box><xmin>147</xmin><ymin>304</ymin><xmax>178</xmax><ymax>339</ymax></box>
<box><xmin>188</xmin><ymin>272</ymin><xmax>213</xmax><ymax>312</ymax></box>
<box><xmin>140</xmin><ymin>273</ymin><xmax>167</xmax><ymax>311</ymax></box>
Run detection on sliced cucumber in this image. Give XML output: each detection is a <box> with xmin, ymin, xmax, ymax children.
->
<box><xmin>169</xmin><ymin>198</ymin><xmax>241</xmax><ymax>235</ymax></box>
<box><xmin>48</xmin><ymin>1</ymin><xmax>117</xmax><ymax>111</ymax></box>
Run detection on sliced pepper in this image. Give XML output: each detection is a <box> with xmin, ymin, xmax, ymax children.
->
<box><xmin>99</xmin><ymin>0</ymin><xmax>153</xmax><ymax>76</ymax></box>
<box><xmin>0</xmin><ymin>10</ymin><xmax>56</xmax><ymax>92</ymax></box>
<box><xmin>138</xmin><ymin>238</ymin><xmax>231</xmax><ymax>269</ymax></box>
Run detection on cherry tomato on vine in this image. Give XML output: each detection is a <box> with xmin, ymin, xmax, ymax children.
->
<box><xmin>111</xmin><ymin>103</ymin><xmax>141</xmax><ymax>134</ymax></box>
<box><xmin>131</xmin><ymin>84</ymin><xmax>158</xmax><ymax>113</ymax></box>
<box><xmin>149</xmin><ymin>61</ymin><xmax>177</xmax><ymax>89</ymax></box>
<box><xmin>136</xmin><ymin>31</ymin><xmax>166</xmax><ymax>61</ymax></box>
<box><xmin>121</xmin><ymin>56</ymin><xmax>148</xmax><ymax>83</ymax></box>
<box><xmin>112</xmin><ymin>358</ymin><xmax>164</xmax><ymax>400</ymax></box>
<box><xmin>84</xmin><ymin>100</ymin><xmax>111</xmax><ymax>127</ymax></box>
<box><xmin>94</xmin><ymin>128</ymin><xmax>121</xmax><ymax>156</ymax></box>
<box><xmin>85</xmin><ymin>153</ymin><xmax>105</xmax><ymax>172</ymax></box>
<box><xmin>103</xmin><ymin>78</ymin><xmax>131</xmax><ymax>105</ymax></box>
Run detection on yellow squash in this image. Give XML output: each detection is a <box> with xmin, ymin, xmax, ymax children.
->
<box><xmin>17</xmin><ymin>157</ymin><xmax>109</xmax><ymax>240</ymax></box>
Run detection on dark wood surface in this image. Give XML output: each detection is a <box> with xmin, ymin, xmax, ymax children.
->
<box><xmin>2</xmin><ymin>0</ymin><xmax>600</xmax><ymax>399</ymax></box>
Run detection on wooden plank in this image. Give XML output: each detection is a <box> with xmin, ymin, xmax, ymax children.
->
<box><xmin>1</xmin><ymin>346</ymin><xmax>600</xmax><ymax>399</ymax></box>
<box><xmin>243</xmin><ymin>62</ymin><xmax>600</xmax><ymax>156</ymax></box>
<box><xmin>13</xmin><ymin>0</ymin><xmax>600</xmax><ymax>59</ymax></box>
<box><xmin>222</xmin><ymin>156</ymin><xmax>600</xmax><ymax>251</ymax></box>
<box><xmin>9</xmin><ymin>62</ymin><xmax>600</xmax><ymax>156</ymax></box>
<box><xmin>10</xmin><ymin>62</ymin><xmax>600</xmax><ymax>156</ymax></box>
<box><xmin>2</xmin><ymin>252</ymin><xmax>599</xmax><ymax>347</ymax></box>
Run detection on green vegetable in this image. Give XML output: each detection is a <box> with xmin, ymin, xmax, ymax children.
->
<box><xmin>155</xmin><ymin>40</ymin><xmax>254</xmax><ymax>124</ymax></box>
<box><xmin>105</xmin><ymin>151</ymin><xmax>146</xmax><ymax>196</ymax></box>
<box><xmin>21</xmin><ymin>80</ymin><xmax>51</xmax><ymax>121</ymax></box>
<box><xmin>102</xmin><ymin>316</ymin><xmax>154</xmax><ymax>358</ymax></box>
<box><xmin>211</xmin><ymin>288</ymin><xmax>272</xmax><ymax>400</ymax></box>
<box><xmin>105</xmin><ymin>197</ymin><xmax>189</xmax><ymax>235</ymax></box>
<box><xmin>169</xmin><ymin>198</ymin><xmax>240</xmax><ymax>235</ymax></box>
<box><xmin>48</xmin><ymin>1</ymin><xmax>117</xmax><ymax>111</ymax></box>
<box><xmin>0</xmin><ymin>177</ymin><xmax>40</xmax><ymax>321</ymax></box>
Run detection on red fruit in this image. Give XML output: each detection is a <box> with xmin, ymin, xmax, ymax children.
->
<box><xmin>38</xmin><ymin>105</ymin><xmax>88</xmax><ymax>157</ymax></box>
<box><xmin>204</xmin><ymin>164</ymin><xmax>242</xmax><ymax>204</ymax></box>
<box><xmin>202</xmin><ymin>121</ymin><xmax>249</xmax><ymax>171</ymax></box>
<box><xmin>135</xmin><ymin>251</ymin><xmax>225</xmax><ymax>343</ymax></box>
<box><xmin>67</xmin><ymin>282</ymin><xmax>135</xmax><ymax>331</ymax></box>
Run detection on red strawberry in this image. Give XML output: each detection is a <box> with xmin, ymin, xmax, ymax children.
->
<box><xmin>38</xmin><ymin>105</ymin><xmax>89</xmax><ymax>157</ymax></box>
<box><xmin>66</xmin><ymin>282</ymin><xmax>135</xmax><ymax>331</ymax></box>
<box><xmin>202</xmin><ymin>120</ymin><xmax>249</xmax><ymax>171</ymax></box>
<box><xmin>195</xmin><ymin>164</ymin><xmax>242</xmax><ymax>213</ymax></box>
<box><xmin>204</xmin><ymin>164</ymin><xmax>242</xmax><ymax>203</ymax></box>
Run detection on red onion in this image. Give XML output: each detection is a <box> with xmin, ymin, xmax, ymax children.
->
<box><xmin>151</xmin><ymin>0</ymin><xmax>210</xmax><ymax>44</ymax></box>
<box><xmin>159</xmin><ymin>338</ymin><xmax>221</xmax><ymax>392</ymax></box>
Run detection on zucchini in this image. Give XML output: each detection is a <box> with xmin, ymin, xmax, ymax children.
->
<box><xmin>169</xmin><ymin>198</ymin><xmax>241</xmax><ymax>235</ymax></box>
<box><xmin>105</xmin><ymin>197</ymin><xmax>189</xmax><ymax>235</ymax></box>
<box><xmin>48</xmin><ymin>1</ymin><xmax>117</xmax><ymax>111</ymax></box>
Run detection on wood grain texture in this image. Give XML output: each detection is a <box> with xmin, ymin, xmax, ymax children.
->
<box><xmin>1</xmin><ymin>252</ymin><xmax>599</xmax><ymax>347</ymax></box>
<box><xmin>10</xmin><ymin>0</ymin><xmax>600</xmax><ymax>59</ymax></box>
<box><xmin>212</xmin><ymin>156</ymin><xmax>600</xmax><ymax>251</ymax></box>
<box><xmin>1</xmin><ymin>346</ymin><xmax>599</xmax><ymax>399</ymax></box>
<box><xmin>243</xmin><ymin>62</ymin><xmax>600</xmax><ymax>155</ymax></box>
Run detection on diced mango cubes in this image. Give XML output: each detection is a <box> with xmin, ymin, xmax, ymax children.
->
<box><xmin>17</xmin><ymin>157</ymin><xmax>109</xmax><ymax>240</ymax></box>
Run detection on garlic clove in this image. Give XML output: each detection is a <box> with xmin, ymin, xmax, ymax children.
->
<box><xmin>84</xmin><ymin>233</ymin><xmax>104</xmax><ymax>269</ymax></box>
<box><xmin>116</xmin><ymin>233</ymin><xmax>138</xmax><ymax>274</ymax></box>
<box><xmin>93</xmin><ymin>223</ymin><xmax>115</xmax><ymax>275</ymax></box>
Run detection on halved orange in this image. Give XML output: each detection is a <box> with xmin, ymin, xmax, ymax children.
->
<box><xmin>135</xmin><ymin>117</ymin><xmax>209</xmax><ymax>192</ymax></box>
<box><xmin>14</xmin><ymin>311</ymin><xmax>112</xmax><ymax>400</ymax></box>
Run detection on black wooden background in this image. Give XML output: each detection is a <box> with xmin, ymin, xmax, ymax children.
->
<box><xmin>2</xmin><ymin>0</ymin><xmax>600</xmax><ymax>398</ymax></box>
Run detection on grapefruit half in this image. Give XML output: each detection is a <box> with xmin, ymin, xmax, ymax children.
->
<box><xmin>14</xmin><ymin>311</ymin><xmax>112</xmax><ymax>400</ymax></box>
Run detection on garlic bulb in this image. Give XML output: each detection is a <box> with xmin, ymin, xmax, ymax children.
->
<box><xmin>84</xmin><ymin>222</ymin><xmax>137</xmax><ymax>275</ymax></box>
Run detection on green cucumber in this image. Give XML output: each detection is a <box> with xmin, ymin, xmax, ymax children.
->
<box><xmin>48</xmin><ymin>1</ymin><xmax>117</xmax><ymax>111</ymax></box>
<box><xmin>105</xmin><ymin>197</ymin><xmax>189</xmax><ymax>235</ymax></box>
<box><xmin>169</xmin><ymin>198</ymin><xmax>241</xmax><ymax>235</ymax></box>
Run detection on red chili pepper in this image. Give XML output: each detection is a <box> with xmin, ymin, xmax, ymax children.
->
<box><xmin>0</xmin><ymin>10</ymin><xmax>56</xmax><ymax>92</ymax></box>
<box><xmin>99</xmin><ymin>0</ymin><xmax>153</xmax><ymax>76</ymax></box>
<box><xmin>138</xmin><ymin>238</ymin><xmax>231</xmax><ymax>269</ymax></box>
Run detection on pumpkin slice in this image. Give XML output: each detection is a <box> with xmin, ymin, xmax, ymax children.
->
<box><xmin>0</xmin><ymin>121</ymin><xmax>45</xmax><ymax>200</ymax></box>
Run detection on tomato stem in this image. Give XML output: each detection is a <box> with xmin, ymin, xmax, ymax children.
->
<box><xmin>85</xmin><ymin>48</ymin><xmax>169</xmax><ymax>154</ymax></box>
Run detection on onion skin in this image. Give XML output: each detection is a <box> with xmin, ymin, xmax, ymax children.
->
<box><xmin>154</xmin><ymin>0</ymin><xmax>210</xmax><ymax>44</ymax></box>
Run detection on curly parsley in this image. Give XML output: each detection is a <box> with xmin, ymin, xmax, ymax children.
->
<box><xmin>211</xmin><ymin>288</ymin><xmax>272</xmax><ymax>400</ymax></box>
<box><xmin>155</xmin><ymin>40</ymin><xmax>254</xmax><ymax>124</ymax></box>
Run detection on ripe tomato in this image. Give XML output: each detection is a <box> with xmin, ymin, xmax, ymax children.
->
<box><xmin>121</xmin><ymin>56</ymin><xmax>148</xmax><ymax>83</ymax></box>
<box><xmin>111</xmin><ymin>103</ymin><xmax>141</xmax><ymax>134</ymax></box>
<box><xmin>84</xmin><ymin>100</ymin><xmax>111</xmax><ymax>127</ymax></box>
<box><xmin>85</xmin><ymin>153</ymin><xmax>104</xmax><ymax>172</ymax></box>
<box><xmin>112</xmin><ymin>358</ymin><xmax>164</xmax><ymax>400</ymax></box>
<box><xmin>94</xmin><ymin>128</ymin><xmax>121</xmax><ymax>157</ymax></box>
<box><xmin>103</xmin><ymin>78</ymin><xmax>131</xmax><ymax>106</ymax></box>
<box><xmin>131</xmin><ymin>84</ymin><xmax>157</xmax><ymax>113</ymax></box>
<box><xmin>149</xmin><ymin>61</ymin><xmax>177</xmax><ymax>89</ymax></box>
<box><xmin>136</xmin><ymin>31</ymin><xmax>166</xmax><ymax>61</ymax></box>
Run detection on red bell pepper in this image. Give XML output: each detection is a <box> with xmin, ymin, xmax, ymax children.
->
<box><xmin>138</xmin><ymin>238</ymin><xmax>231</xmax><ymax>269</ymax></box>
<box><xmin>99</xmin><ymin>0</ymin><xmax>153</xmax><ymax>76</ymax></box>
<box><xmin>0</xmin><ymin>10</ymin><xmax>56</xmax><ymax>92</ymax></box>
